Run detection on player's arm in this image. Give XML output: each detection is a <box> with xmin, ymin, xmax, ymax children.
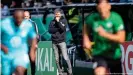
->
<box><xmin>101</xmin><ymin>30</ymin><xmax>125</xmax><ymax>43</ymax></box>
<box><xmin>0</xmin><ymin>21</ymin><xmax>8</xmax><ymax>54</ymax></box>
<box><xmin>0</xmin><ymin>44</ymin><xmax>8</xmax><ymax>54</ymax></box>
<box><xmin>98</xmin><ymin>13</ymin><xmax>125</xmax><ymax>43</ymax></box>
<box><xmin>83</xmin><ymin>24</ymin><xmax>92</xmax><ymax>50</ymax></box>
<box><xmin>28</xmin><ymin>22</ymin><xmax>38</xmax><ymax>62</ymax></box>
<box><xmin>83</xmin><ymin>14</ymin><xmax>94</xmax><ymax>50</ymax></box>
<box><xmin>30</xmin><ymin>38</ymin><xmax>37</xmax><ymax>62</ymax></box>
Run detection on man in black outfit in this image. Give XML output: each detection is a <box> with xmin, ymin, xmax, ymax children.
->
<box><xmin>49</xmin><ymin>9</ymin><xmax>73</xmax><ymax>75</ymax></box>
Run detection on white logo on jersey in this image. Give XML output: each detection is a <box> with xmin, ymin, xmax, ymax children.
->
<box><xmin>10</xmin><ymin>36</ymin><xmax>22</xmax><ymax>48</ymax></box>
<box><xmin>107</xmin><ymin>22</ymin><xmax>112</xmax><ymax>28</ymax></box>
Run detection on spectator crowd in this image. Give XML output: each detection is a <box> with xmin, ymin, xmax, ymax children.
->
<box><xmin>1</xmin><ymin>0</ymin><xmax>133</xmax><ymax>9</ymax></box>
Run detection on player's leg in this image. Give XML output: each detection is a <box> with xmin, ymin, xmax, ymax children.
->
<box><xmin>93</xmin><ymin>56</ymin><xmax>109</xmax><ymax>75</ymax></box>
<box><xmin>58</xmin><ymin>42</ymin><xmax>73</xmax><ymax>75</ymax></box>
<box><xmin>14</xmin><ymin>66</ymin><xmax>26</xmax><ymax>75</ymax></box>
<box><xmin>94</xmin><ymin>67</ymin><xmax>108</xmax><ymax>75</ymax></box>
<box><xmin>13</xmin><ymin>53</ymin><xmax>30</xmax><ymax>75</ymax></box>
<box><xmin>52</xmin><ymin>44</ymin><xmax>63</xmax><ymax>75</ymax></box>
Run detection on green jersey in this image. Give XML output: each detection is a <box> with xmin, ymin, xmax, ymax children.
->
<box><xmin>85</xmin><ymin>12</ymin><xmax>124</xmax><ymax>59</ymax></box>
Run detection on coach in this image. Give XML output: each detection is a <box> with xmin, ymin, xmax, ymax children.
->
<box><xmin>49</xmin><ymin>9</ymin><xmax>72</xmax><ymax>75</ymax></box>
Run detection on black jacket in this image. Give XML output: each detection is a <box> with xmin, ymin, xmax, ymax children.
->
<box><xmin>49</xmin><ymin>17</ymin><xmax>67</xmax><ymax>43</ymax></box>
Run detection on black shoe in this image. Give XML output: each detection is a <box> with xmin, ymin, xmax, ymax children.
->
<box><xmin>58</xmin><ymin>69</ymin><xmax>63</xmax><ymax>75</ymax></box>
<box><xmin>67</xmin><ymin>69</ymin><xmax>73</xmax><ymax>75</ymax></box>
<box><xmin>59</xmin><ymin>73</ymin><xmax>63</xmax><ymax>75</ymax></box>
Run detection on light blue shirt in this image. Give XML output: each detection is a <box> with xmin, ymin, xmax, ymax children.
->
<box><xmin>0</xmin><ymin>17</ymin><xmax>36</xmax><ymax>54</ymax></box>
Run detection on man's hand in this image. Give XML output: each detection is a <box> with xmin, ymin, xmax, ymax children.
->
<box><xmin>97</xmin><ymin>26</ymin><xmax>107</xmax><ymax>37</ymax></box>
<box><xmin>3</xmin><ymin>47</ymin><xmax>8</xmax><ymax>54</ymax></box>
<box><xmin>29</xmin><ymin>38</ymin><xmax>37</xmax><ymax>62</ymax></box>
<box><xmin>55</xmin><ymin>17</ymin><xmax>60</xmax><ymax>22</ymax></box>
<box><xmin>1</xmin><ymin>44</ymin><xmax>8</xmax><ymax>54</ymax></box>
<box><xmin>83</xmin><ymin>41</ymin><xmax>92</xmax><ymax>50</ymax></box>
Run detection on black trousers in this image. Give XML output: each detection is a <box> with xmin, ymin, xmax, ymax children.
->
<box><xmin>93</xmin><ymin>56</ymin><xmax>122</xmax><ymax>75</ymax></box>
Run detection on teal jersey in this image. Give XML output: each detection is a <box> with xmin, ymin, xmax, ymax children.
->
<box><xmin>1</xmin><ymin>17</ymin><xmax>36</xmax><ymax>54</ymax></box>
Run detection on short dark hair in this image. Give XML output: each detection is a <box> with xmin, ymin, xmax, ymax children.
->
<box><xmin>14</xmin><ymin>9</ymin><xmax>24</xmax><ymax>15</ymax></box>
<box><xmin>96</xmin><ymin>0</ymin><xmax>109</xmax><ymax>4</ymax></box>
<box><xmin>54</xmin><ymin>9</ymin><xmax>62</xmax><ymax>14</ymax></box>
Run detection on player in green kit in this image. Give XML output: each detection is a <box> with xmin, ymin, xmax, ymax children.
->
<box><xmin>83</xmin><ymin>0</ymin><xmax>125</xmax><ymax>75</ymax></box>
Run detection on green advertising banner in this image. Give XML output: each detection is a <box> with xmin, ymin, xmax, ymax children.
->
<box><xmin>36</xmin><ymin>41</ymin><xmax>57</xmax><ymax>75</ymax></box>
<box><xmin>28</xmin><ymin>41</ymin><xmax>57</xmax><ymax>75</ymax></box>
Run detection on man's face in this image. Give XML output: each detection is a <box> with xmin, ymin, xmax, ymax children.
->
<box><xmin>97</xmin><ymin>0</ymin><xmax>111</xmax><ymax>18</ymax></box>
<box><xmin>24</xmin><ymin>12</ymin><xmax>30</xmax><ymax>20</ymax></box>
<box><xmin>14</xmin><ymin>11</ymin><xmax>24</xmax><ymax>26</ymax></box>
<box><xmin>55</xmin><ymin>12</ymin><xmax>61</xmax><ymax>18</ymax></box>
